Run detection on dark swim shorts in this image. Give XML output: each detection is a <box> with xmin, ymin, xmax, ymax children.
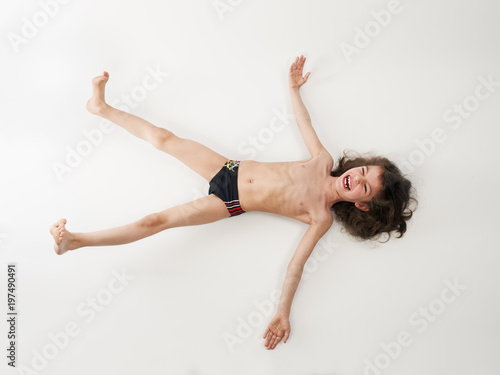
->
<box><xmin>208</xmin><ymin>159</ymin><xmax>246</xmax><ymax>217</ymax></box>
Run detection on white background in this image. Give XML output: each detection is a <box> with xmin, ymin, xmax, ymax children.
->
<box><xmin>1</xmin><ymin>0</ymin><xmax>499</xmax><ymax>374</ymax></box>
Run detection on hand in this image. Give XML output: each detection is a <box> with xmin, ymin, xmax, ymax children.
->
<box><xmin>262</xmin><ymin>313</ymin><xmax>291</xmax><ymax>350</ymax></box>
<box><xmin>289</xmin><ymin>55</ymin><xmax>311</xmax><ymax>89</ymax></box>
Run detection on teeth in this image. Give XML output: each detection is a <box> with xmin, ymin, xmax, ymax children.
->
<box><xmin>344</xmin><ymin>175</ymin><xmax>351</xmax><ymax>190</ymax></box>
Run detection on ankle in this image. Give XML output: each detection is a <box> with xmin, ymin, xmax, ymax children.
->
<box><xmin>69</xmin><ymin>233</ymin><xmax>82</xmax><ymax>250</ymax></box>
<box><xmin>96</xmin><ymin>102</ymin><xmax>111</xmax><ymax>117</ymax></box>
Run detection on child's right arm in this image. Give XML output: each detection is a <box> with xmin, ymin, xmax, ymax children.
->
<box><xmin>263</xmin><ymin>219</ymin><xmax>332</xmax><ymax>350</ymax></box>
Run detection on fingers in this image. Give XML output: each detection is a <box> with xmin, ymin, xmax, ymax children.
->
<box><xmin>263</xmin><ymin>328</ymin><xmax>270</xmax><ymax>339</ymax></box>
<box><xmin>265</xmin><ymin>334</ymin><xmax>274</xmax><ymax>349</ymax></box>
<box><xmin>271</xmin><ymin>334</ymin><xmax>282</xmax><ymax>349</ymax></box>
<box><xmin>290</xmin><ymin>55</ymin><xmax>306</xmax><ymax>70</ymax></box>
<box><xmin>263</xmin><ymin>324</ymin><xmax>275</xmax><ymax>349</ymax></box>
<box><xmin>297</xmin><ymin>55</ymin><xmax>305</xmax><ymax>69</ymax></box>
<box><xmin>266</xmin><ymin>334</ymin><xmax>277</xmax><ymax>349</ymax></box>
<box><xmin>265</xmin><ymin>334</ymin><xmax>272</xmax><ymax>348</ymax></box>
<box><xmin>263</xmin><ymin>324</ymin><xmax>285</xmax><ymax>350</ymax></box>
<box><xmin>263</xmin><ymin>326</ymin><xmax>273</xmax><ymax>347</ymax></box>
<box><xmin>264</xmin><ymin>333</ymin><xmax>276</xmax><ymax>350</ymax></box>
<box><xmin>263</xmin><ymin>318</ymin><xmax>292</xmax><ymax>349</ymax></box>
<box><xmin>283</xmin><ymin>330</ymin><xmax>290</xmax><ymax>343</ymax></box>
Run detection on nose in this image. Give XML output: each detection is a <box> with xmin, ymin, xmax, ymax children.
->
<box><xmin>355</xmin><ymin>174</ymin><xmax>365</xmax><ymax>185</ymax></box>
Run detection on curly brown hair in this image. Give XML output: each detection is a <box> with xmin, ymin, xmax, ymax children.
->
<box><xmin>330</xmin><ymin>149</ymin><xmax>418</xmax><ymax>243</ymax></box>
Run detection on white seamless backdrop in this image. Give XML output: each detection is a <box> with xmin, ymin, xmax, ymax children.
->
<box><xmin>1</xmin><ymin>0</ymin><xmax>499</xmax><ymax>374</ymax></box>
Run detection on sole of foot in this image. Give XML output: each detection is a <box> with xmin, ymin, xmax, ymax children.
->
<box><xmin>86</xmin><ymin>71</ymin><xmax>109</xmax><ymax>115</ymax></box>
<box><xmin>49</xmin><ymin>218</ymin><xmax>74</xmax><ymax>255</ymax></box>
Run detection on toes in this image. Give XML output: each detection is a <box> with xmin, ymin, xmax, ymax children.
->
<box><xmin>52</xmin><ymin>226</ymin><xmax>65</xmax><ymax>243</ymax></box>
<box><xmin>54</xmin><ymin>234</ymin><xmax>62</xmax><ymax>244</ymax></box>
<box><xmin>50</xmin><ymin>219</ymin><xmax>68</xmax><ymax>247</ymax></box>
<box><xmin>55</xmin><ymin>218</ymin><xmax>66</xmax><ymax>227</ymax></box>
<box><xmin>92</xmin><ymin>76</ymin><xmax>105</xmax><ymax>85</ymax></box>
<box><xmin>93</xmin><ymin>72</ymin><xmax>109</xmax><ymax>85</ymax></box>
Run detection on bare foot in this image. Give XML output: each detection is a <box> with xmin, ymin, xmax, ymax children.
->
<box><xmin>49</xmin><ymin>218</ymin><xmax>77</xmax><ymax>255</ymax></box>
<box><xmin>86</xmin><ymin>71</ymin><xmax>110</xmax><ymax>115</ymax></box>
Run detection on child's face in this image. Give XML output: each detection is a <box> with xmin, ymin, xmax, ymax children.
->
<box><xmin>336</xmin><ymin>165</ymin><xmax>384</xmax><ymax>208</ymax></box>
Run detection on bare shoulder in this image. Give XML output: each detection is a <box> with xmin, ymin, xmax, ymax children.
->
<box><xmin>316</xmin><ymin>148</ymin><xmax>334</xmax><ymax>170</ymax></box>
<box><xmin>311</xmin><ymin>211</ymin><xmax>334</xmax><ymax>231</ymax></box>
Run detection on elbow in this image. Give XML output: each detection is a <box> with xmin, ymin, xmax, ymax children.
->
<box><xmin>287</xmin><ymin>263</ymin><xmax>304</xmax><ymax>276</ymax></box>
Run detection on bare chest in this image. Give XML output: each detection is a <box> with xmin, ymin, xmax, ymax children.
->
<box><xmin>237</xmin><ymin>158</ymin><xmax>331</xmax><ymax>224</ymax></box>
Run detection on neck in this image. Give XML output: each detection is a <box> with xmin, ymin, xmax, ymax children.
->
<box><xmin>325</xmin><ymin>176</ymin><xmax>344</xmax><ymax>207</ymax></box>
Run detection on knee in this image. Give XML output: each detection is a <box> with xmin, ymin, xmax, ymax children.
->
<box><xmin>140</xmin><ymin>213</ymin><xmax>165</xmax><ymax>229</ymax></box>
<box><xmin>151</xmin><ymin>129</ymin><xmax>175</xmax><ymax>150</ymax></box>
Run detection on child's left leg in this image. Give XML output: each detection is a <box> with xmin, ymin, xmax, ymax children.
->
<box><xmin>49</xmin><ymin>194</ymin><xmax>230</xmax><ymax>255</ymax></box>
<box><xmin>86</xmin><ymin>71</ymin><xmax>228</xmax><ymax>183</ymax></box>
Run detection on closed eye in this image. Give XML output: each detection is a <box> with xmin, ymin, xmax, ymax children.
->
<box><xmin>363</xmin><ymin>167</ymin><xmax>367</xmax><ymax>193</ymax></box>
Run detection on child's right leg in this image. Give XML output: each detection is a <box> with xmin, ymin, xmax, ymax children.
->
<box><xmin>50</xmin><ymin>194</ymin><xmax>230</xmax><ymax>255</ymax></box>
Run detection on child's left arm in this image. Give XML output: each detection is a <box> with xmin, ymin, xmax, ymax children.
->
<box><xmin>263</xmin><ymin>220</ymin><xmax>332</xmax><ymax>350</ymax></box>
<box><xmin>289</xmin><ymin>55</ymin><xmax>329</xmax><ymax>159</ymax></box>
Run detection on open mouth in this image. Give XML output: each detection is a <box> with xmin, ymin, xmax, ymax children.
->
<box><xmin>343</xmin><ymin>175</ymin><xmax>351</xmax><ymax>190</ymax></box>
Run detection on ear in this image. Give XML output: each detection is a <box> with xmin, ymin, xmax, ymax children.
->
<box><xmin>355</xmin><ymin>202</ymin><xmax>369</xmax><ymax>212</ymax></box>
